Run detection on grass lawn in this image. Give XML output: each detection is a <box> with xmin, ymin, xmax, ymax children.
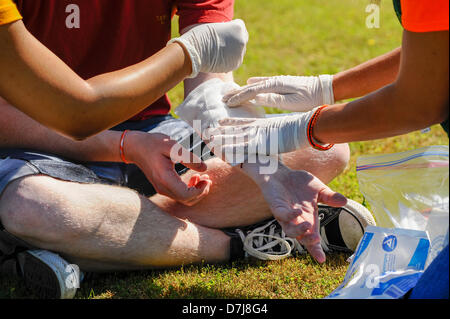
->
<box><xmin>1</xmin><ymin>0</ymin><xmax>448</xmax><ymax>299</ymax></box>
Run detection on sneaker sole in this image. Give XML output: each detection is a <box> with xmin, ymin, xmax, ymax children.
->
<box><xmin>17</xmin><ymin>251</ymin><xmax>62</xmax><ymax>299</ymax></box>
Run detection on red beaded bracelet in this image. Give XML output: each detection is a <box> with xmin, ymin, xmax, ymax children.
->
<box><xmin>119</xmin><ymin>130</ymin><xmax>131</xmax><ymax>164</ymax></box>
<box><xmin>307</xmin><ymin>105</ymin><xmax>334</xmax><ymax>151</ymax></box>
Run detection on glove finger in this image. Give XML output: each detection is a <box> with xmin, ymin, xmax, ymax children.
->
<box><xmin>247</xmin><ymin>77</ymin><xmax>271</xmax><ymax>84</ymax></box>
<box><xmin>224</xmin><ymin>81</ymin><xmax>282</xmax><ymax>107</ymax></box>
<box><xmin>218</xmin><ymin>117</ymin><xmax>259</xmax><ymax>126</ymax></box>
<box><xmin>252</xmin><ymin>93</ymin><xmax>286</xmax><ymax>108</ymax></box>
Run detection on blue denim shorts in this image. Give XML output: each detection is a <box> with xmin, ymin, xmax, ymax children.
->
<box><xmin>0</xmin><ymin>115</ymin><xmax>214</xmax><ymax>198</ymax></box>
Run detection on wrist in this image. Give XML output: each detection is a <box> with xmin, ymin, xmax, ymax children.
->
<box><xmin>120</xmin><ymin>130</ymin><xmax>146</xmax><ymax>164</ymax></box>
<box><xmin>306</xmin><ymin>105</ymin><xmax>334</xmax><ymax>150</ymax></box>
<box><xmin>331</xmin><ymin>72</ymin><xmax>349</xmax><ymax>102</ymax></box>
<box><xmin>237</xmin><ymin>155</ymin><xmax>282</xmax><ymax>181</ymax></box>
<box><xmin>167</xmin><ymin>36</ymin><xmax>200</xmax><ymax>78</ymax></box>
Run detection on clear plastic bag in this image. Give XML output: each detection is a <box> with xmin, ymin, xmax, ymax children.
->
<box><xmin>356</xmin><ymin>145</ymin><xmax>449</xmax><ymax>267</ymax></box>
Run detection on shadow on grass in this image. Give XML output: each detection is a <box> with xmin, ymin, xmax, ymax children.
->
<box><xmin>0</xmin><ymin>253</ymin><xmax>350</xmax><ymax>299</ymax></box>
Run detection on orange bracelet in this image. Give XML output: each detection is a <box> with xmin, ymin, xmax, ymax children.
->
<box><xmin>307</xmin><ymin>105</ymin><xmax>334</xmax><ymax>151</ymax></box>
<box><xmin>119</xmin><ymin>130</ymin><xmax>131</xmax><ymax>164</ymax></box>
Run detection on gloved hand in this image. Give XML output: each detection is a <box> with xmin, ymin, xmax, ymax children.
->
<box><xmin>205</xmin><ymin>109</ymin><xmax>332</xmax><ymax>157</ymax></box>
<box><xmin>222</xmin><ymin>75</ymin><xmax>334</xmax><ymax>111</ymax></box>
<box><xmin>168</xmin><ymin>20</ymin><xmax>249</xmax><ymax>78</ymax></box>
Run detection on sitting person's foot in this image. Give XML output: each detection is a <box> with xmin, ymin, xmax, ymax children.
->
<box><xmin>224</xmin><ymin>199</ymin><xmax>375</xmax><ymax>261</ymax></box>
<box><xmin>15</xmin><ymin>250</ymin><xmax>81</xmax><ymax>299</ymax></box>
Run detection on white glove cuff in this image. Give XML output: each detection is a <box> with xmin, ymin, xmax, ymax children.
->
<box><xmin>167</xmin><ymin>37</ymin><xmax>200</xmax><ymax>78</ymax></box>
<box><xmin>318</xmin><ymin>74</ymin><xmax>335</xmax><ymax>105</ymax></box>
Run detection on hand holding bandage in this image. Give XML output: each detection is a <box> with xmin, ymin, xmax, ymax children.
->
<box><xmin>175</xmin><ymin>78</ymin><xmax>266</xmax><ymax>166</ymax></box>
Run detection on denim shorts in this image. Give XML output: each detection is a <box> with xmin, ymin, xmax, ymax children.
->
<box><xmin>0</xmin><ymin>115</ymin><xmax>214</xmax><ymax>199</ymax></box>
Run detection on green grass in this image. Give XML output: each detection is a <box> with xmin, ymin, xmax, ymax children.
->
<box><xmin>1</xmin><ymin>0</ymin><xmax>448</xmax><ymax>299</ymax></box>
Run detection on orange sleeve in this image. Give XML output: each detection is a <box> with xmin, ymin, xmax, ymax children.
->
<box><xmin>0</xmin><ymin>0</ymin><xmax>22</xmax><ymax>26</ymax></box>
<box><xmin>400</xmin><ymin>0</ymin><xmax>449</xmax><ymax>32</ymax></box>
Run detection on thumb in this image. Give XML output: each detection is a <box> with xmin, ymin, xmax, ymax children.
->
<box><xmin>318</xmin><ymin>186</ymin><xmax>348</xmax><ymax>208</ymax></box>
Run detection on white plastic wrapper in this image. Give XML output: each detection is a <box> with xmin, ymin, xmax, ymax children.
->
<box><xmin>326</xmin><ymin>226</ymin><xmax>430</xmax><ymax>299</ymax></box>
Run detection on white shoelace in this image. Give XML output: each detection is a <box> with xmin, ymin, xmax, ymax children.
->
<box><xmin>236</xmin><ymin>219</ymin><xmax>330</xmax><ymax>260</ymax></box>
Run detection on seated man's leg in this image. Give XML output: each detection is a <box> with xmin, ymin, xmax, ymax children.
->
<box><xmin>151</xmin><ymin>143</ymin><xmax>350</xmax><ymax>229</ymax></box>
<box><xmin>0</xmin><ymin>175</ymin><xmax>232</xmax><ymax>272</ymax></box>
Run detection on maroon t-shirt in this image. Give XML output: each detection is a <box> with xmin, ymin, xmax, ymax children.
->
<box><xmin>14</xmin><ymin>0</ymin><xmax>234</xmax><ymax>121</ymax></box>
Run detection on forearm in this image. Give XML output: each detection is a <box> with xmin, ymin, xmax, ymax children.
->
<box><xmin>332</xmin><ymin>47</ymin><xmax>401</xmax><ymax>101</ymax></box>
<box><xmin>313</xmin><ymin>85</ymin><xmax>409</xmax><ymax>143</ymax></box>
<box><xmin>314</xmin><ymin>82</ymin><xmax>448</xmax><ymax>144</ymax></box>
<box><xmin>0</xmin><ymin>21</ymin><xmax>191</xmax><ymax>140</ymax></box>
<box><xmin>86</xmin><ymin>43</ymin><xmax>191</xmax><ymax>134</ymax></box>
<box><xmin>0</xmin><ymin>98</ymin><xmax>122</xmax><ymax>162</ymax></box>
<box><xmin>314</xmin><ymin>31</ymin><xmax>448</xmax><ymax>144</ymax></box>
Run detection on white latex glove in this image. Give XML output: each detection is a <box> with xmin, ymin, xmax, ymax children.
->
<box><xmin>222</xmin><ymin>75</ymin><xmax>334</xmax><ymax>111</ymax></box>
<box><xmin>205</xmin><ymin>110</ymin><xmax>330</xmax><ymax>157</ymax></box>
<box><xmin>168</xmin><ymin>19</ymin><xmax>249</xmax><ymax>78</ymax></box>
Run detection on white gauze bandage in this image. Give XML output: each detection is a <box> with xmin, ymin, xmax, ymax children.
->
<box><xmin>175</xmin><ymin>78</ymin><xmax>266</xmax><ymax>165</ymax></box>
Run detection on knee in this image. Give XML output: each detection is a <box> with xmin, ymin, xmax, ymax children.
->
<box><xmin>0</xmin><ymin>176</ymin><xmax>71</xmax><ymax>243</ymax></box>
<box><xmin>328</xmin><ymin>143</ymin><xmax>350</xmax><ymax>175</ymax></box>
<box><xmin>282</xmin><ymin>143</ymin><xmax>350</xmax><ymax>183</ymax></box>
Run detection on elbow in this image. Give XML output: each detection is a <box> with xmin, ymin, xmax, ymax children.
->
<box><xmin>62</xmin><ymin>89</ymin><xmax>108</xmax><ymax>140</ymax></box>
<box><xmin>60</xmin><ymin>108</ymin><xmax>106</xmax><ymax>141</ymax></box>
<box><xmin>434</xmin><ymin>101</ymin><xmax>449</xmax><ymax>125</ymax></box>
<box><xmin>406</xmin><ymin>101</ymin><xmax>449</xmax><ymax>131</ymax></box>
<box><xmin>61</xmin><ymin>125</ymin><xmax>98</xmax><ymax>141</ymax></box>
<box><xmin>420</xmin><ymin>100</ymin><xmax>449</xmax><ymax>128</ymax></box>
<box><xmin>67</xmin><ymin>131</ymin><xmax>92</xmax><ymax>141</ymax></box>
<box><xmin>391</xmin><ymin>81</ymin><xmax>449</xmax><ymax>130</ymax></box>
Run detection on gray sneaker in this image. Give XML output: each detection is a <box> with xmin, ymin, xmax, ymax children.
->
<box><xmin>16</xmin><ymin>250</ymin><xmax>81</xmax><ymax>299</ymax></box>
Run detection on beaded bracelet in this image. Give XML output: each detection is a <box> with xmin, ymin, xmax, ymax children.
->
<box><xmin>119</xmin><ymin>130</ymin><xmax>131</xmax><ymax>164</ymax></box>
<box><xmin>307</xmin><ymin>105</ymin><xmax>334</xmax><ymax>151</ymax></box>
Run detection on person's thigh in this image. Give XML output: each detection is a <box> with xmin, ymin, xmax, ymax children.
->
<box><xmin>0</xmin><ymin>174</ymin><xmax>230</xmax><ymax>271</ymax></box>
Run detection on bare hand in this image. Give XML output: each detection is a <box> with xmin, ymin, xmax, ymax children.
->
<box><xmin>242</xmin><ymin>161</ymin><xmax>347</xmax><ymax>263</ymax></box>
<box><xmin>126</xmin><ymin>131</ymin><xmax>212</xmax><ymax>206</ymax></box>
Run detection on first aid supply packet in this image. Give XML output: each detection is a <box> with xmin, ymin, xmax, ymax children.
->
<box><xmin>326</xmin><ymin>226</ymin><xmax>430</xmax><ymax>299</ymax></box>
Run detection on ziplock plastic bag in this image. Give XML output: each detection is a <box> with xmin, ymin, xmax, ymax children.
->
<box><xmin>356</xmin><ymin>145</ymin><xmax>449</xmax><ymax>267</ymax></box>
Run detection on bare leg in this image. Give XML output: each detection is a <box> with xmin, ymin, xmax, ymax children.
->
<box><xmin>0</xmin><ymin>145</ymin><xmax>348</xmax><ymax>271</ymax></box>
<box><xmin>0</xmin><ymin>176</ymin><xmax>231</xmax><ymax>272</ymax></box>
<box><xmin>152</xmin><ymin>144</ymin><xmax>350</xmax><ymax>228</ymax></box>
